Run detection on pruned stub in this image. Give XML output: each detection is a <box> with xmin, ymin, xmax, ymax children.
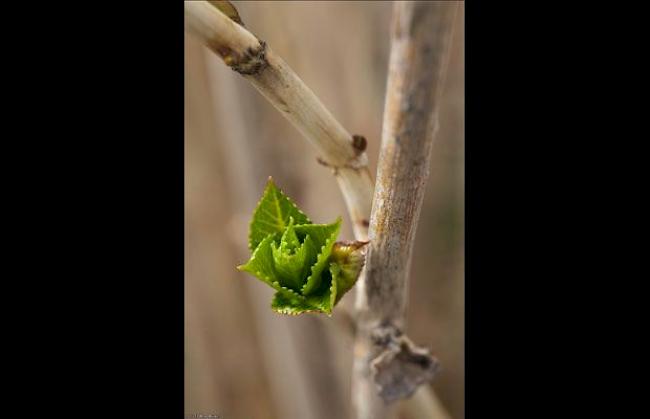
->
<box><xmin>369</xmin><ymin>323</ymin><xmax>440</xmax><ymax>403</ymax></box>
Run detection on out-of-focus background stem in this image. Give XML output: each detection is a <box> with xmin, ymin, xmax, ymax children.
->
<box><xmin>185</xmin><ymin>1</ymin><xmax>464</xmax><ymax>418</ymax></box>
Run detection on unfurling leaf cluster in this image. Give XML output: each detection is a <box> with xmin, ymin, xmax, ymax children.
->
<box><xmin>238</xmin><ymin>178</ymin><xmax>366</xmax><ymax>315</ymax></box>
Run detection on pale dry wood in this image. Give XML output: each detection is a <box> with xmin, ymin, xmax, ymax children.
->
<box><xmin>185</xmin><ymin>2</ymin><xmax>455</xmax><ymax>418</ymax></box>
<box><xmin>352</xmin><ymin>2</ymin><xmax>459</xmax><ymax>419</ymax></box>
<box><xmin>185</xmin><ymin>0</ymin><xmax>374</xmax><ymax>240</ymax></box>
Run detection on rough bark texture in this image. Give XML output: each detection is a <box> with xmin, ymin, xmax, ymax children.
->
<box><xmin>185</xmin><ymin>2</ymin><xmax>458</xmax><ymax>418</ymax></box>
<box><xmin>352</xmin><ymin>2</ymin><xmax>458</xmax><ymax>419</ymax></box>
<box><xmin>185</xmin><ymin>0</ymin><xmax>373</xmax><ymax>240</ymax></box>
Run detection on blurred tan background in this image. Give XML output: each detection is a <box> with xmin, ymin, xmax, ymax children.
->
<box><xmin>184</xmin><ymin>2</ymin><xmax>464</xmax><ymax>418</ymax></box>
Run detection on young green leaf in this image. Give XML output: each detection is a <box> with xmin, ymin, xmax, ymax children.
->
<box><xmin>271</xmin><ymin>217</ymin><xmax>318</xmax><ymax>292</ymax></box>
<box><xmin>248</xmin><ymin>177</ymin><xmax>310</xmax><ymax>251</ymax></box>
<box><xmin>238</xmin><ymin>234</ymin><xmax>281</xmax><ymax>289</ymax></box>
<box><xmin>238</xmin><ymin>178</ymin><xmax>366</xmax><ymax>315</ymax></box>
<box><xmin>297</xmin><ymin>219</ymin><xmax>341</xmax><ymax>296</ymax></box>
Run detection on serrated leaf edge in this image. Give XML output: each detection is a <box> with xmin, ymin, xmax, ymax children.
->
<box><xmin>271</xmin><ymin>292</ymin><xmax>333</xmax><ymax>317</ymax></box>
<box><xmin>237</xmin><ymin>234</ymin><xmax>278</xmax><ymax>286</ymax></box>
<box><xmin>240</xmin><ymin>224</ymin><xmax>338</xmax><ymax>316</ymax></box>
<box><xmin>248</xmin><ymin>178</ymin><xmax>311</xmax><ymax>252</ymax></box>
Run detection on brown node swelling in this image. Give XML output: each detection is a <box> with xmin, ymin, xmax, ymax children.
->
<box><xmin>352</xmin><ymin>134</ymin><xmax>368</xmax><ymax>154</ymax></box>
<box><xmin>229</xmin><ymin>40</ymin><xmax>269</xmax><ymax>75</ymax></box>
<box><xmin>317</xmin><ymin>135</ymin><xmax>367</xmax><ymax>170</ymax></box>
<box><xmin>369</xmin><ymin>323</ymin><xmax>440</xmax><ymax>404</ymax></box>
<box><xmin>207</xmin><ymin>36</ymin><xmax>268</xmax><ymax>76</ymax></box>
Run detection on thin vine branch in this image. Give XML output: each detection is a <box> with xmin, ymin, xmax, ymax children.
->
<box><xmin>352</xmin><ymin>2</ymin><xmax>458</xmax><ymax>419</ymax></box>
<box><xmin>185</xmin><ymin>2</ymin><xmax>456</xmax><ymax>418</ymax></box>
<box><xmin>185</xmin><ymin>0</ymin><xmax>374</xmax><ymax>240</ymax></box>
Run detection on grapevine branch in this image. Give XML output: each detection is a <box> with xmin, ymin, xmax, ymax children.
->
<box><xmin>352</xmin><ymin>2</ymin><xmax>458</xmax><ymax>418</ymax></box>
<box><xmin>185</xmin><ymin>1</ymin><xmax>456</xmax><ymax>418</ymax></box>
<box><xmin>185</xmin><ymin>0</ymin><xmax>374</xmax><ymax>241</ymax></box>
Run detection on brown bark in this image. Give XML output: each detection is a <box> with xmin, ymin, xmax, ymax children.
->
<box><xmin>352</xmin><ymin>2</ymin><xmax>458</xmax><ymax>418</ymax></box>
<box><xmin>184</xmin><ymin>2</ymin><xmax>458</xmax><ymax>418</ymax></box>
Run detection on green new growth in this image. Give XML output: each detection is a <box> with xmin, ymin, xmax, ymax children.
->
<box><xmin>238</xmin><ymin>178</ymin><xmax>366</xmax><ymax>315</ymax></box>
